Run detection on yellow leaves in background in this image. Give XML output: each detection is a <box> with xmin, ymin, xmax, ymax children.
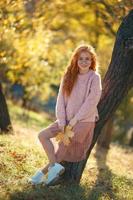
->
<box><xmin>0</xmin><ymin>0</ymin><xmax>132</xmax><ymax>102</ymax></box>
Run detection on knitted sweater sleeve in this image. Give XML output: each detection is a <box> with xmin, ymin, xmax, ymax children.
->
<box><xmin>55</xmin><ymin>77</ymin><xmax>66</xmax><ymax>128</ymax></box>
<box><xmin>72</xmin><ymin>74</ymin><xmax>102</xmax><ymax>122</ymax></box>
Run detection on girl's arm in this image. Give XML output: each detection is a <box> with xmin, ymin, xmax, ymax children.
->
<box><xmin>55</xmin><ymin>77</ymin><xmax>66</xmax><ymax>130</ymax></box>
<box><xmin>70</xmin><ymin>74</ymin><xmax>102</xmax><ymax>125</ymax></box>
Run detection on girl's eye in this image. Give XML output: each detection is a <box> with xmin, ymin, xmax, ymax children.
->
<box><xmin>79</xmin><ymin>57</ymin><xmax>90</xmax><ymax>61</ymax></box>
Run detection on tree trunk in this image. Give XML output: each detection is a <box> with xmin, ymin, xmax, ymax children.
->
<box><xmin>129</xmin><ymin>130</ymin><xmax>133</xmax><ymax>147</ymax></box>
<box><xmin>97</xmin><ymin>115</ymin><xmax>114</xmax><ymax>149</ymax></box>
<box><xmin>51</xmin><ymin>10</ymin><xmax>133</xmax><ymax>186</ymax></box>
<box><xmin>0</xmin><ymin>83</ymin><xmax>12</xmax><ymax>133</ymax></box>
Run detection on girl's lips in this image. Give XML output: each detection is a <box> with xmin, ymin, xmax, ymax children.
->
<box><xmin>80</xmin><ymin>65</ymin><xmax>88</xmax><ymax>67</ymax></box>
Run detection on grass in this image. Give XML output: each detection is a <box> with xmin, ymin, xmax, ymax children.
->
<box><xmin>7</xmin><ymin>100</ymin><xmax>53</xmax><ymax>131</ymax></box>
<box><xmin>0</xmin><ymin>101</ymin><xmax>133</xmax><ymax>200</ymax></box>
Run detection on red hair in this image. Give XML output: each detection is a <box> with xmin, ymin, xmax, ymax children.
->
<box><xmin>62</xmin><ymin>44</ymin><xmax>98</xmax><ymax>97</ymax></box>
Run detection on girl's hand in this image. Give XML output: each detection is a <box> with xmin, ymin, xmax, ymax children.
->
<box><xmin>59</xmin><ymin>126</ymin><xmax>65</xmax><ymax>133</ymax></box>
<box><xmin>68</xmin><ymin>118</ymin><xmax>77</xmax><ymax>128</ymax></box>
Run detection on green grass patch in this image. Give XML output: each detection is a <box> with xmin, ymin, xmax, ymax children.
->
<box><xmin>7</xmin><ymin>100</ymin><xmax>53</xmax><ymax>130</ymax></box>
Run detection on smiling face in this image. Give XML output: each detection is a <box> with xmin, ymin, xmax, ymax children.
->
<box><xmin>77</xmin><ymin>51</ymin><xmax>92</xmax><ymax>70</ymax></box>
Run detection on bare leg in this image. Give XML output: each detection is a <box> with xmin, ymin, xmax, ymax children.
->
<box><xmin>41</xmin><ymin>138</ymin><xmax>56</xmax><ymax>165</ymax></box>
<box><xmin>38</xmin><ymin>129</ymin><xmax>57</xmax><ymax>169</ymax></box>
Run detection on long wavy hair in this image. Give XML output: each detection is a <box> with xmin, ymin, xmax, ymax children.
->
<box><xmin>62</xmin><ymin>44</ymin><xmax>99</xmax><ymax>97</ymax></box>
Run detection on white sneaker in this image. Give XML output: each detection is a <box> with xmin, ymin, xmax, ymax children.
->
<box><xmin>28</xmin><ymin>170</ymin><xmax>47</xmax><ymax>185</ymax></box>
<box><xmin>46</xmin><ymin>163</ymin><xmax>65</xmax><ymax>185</ymax></box>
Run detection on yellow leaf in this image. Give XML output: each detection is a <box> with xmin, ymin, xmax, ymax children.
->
<box><xmin>55</xmin><ymin>125</ymin><xmax>74</xmax><ymax>146</ymax></box>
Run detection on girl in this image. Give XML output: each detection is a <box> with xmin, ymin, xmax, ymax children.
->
<box><xmin>29</xmin><ymin>44</ymin><xmax>102</xmax><ymax>185</ymax></box>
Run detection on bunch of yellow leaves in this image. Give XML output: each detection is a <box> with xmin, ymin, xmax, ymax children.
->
<box><xmin>55</xmin><ymin>125</ymin><xmax>74</xmax><ymax>146</ymax></box>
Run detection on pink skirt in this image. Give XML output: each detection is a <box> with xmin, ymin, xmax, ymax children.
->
<box><xmin>43</xmin><ymin>120</ymin><xmax>95</xmax><ymax>162</ymax></box>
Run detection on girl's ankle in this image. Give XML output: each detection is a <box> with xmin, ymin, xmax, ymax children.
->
<box><xmin>49</xmin><ymin>162</ymin><xmax>56</xmax><ymax>167</ymax></box>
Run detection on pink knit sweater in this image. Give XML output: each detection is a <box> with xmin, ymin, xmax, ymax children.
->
<box><xmin>55</xmin><ymin>69</ymin><xmax>102</xmax><ymax>128</ymax></box>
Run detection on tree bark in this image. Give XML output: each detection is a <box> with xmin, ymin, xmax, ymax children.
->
<box><xmin>50</xmin><ymin>9</ymin><xmax>133</xmax><ymax>186</ymax></box>
<box><xmin>129</xmin><ymin>130</ymin><xmax>133</xmax><ymax>147</ymax></box>
<box><xmin>0</xmin><ymin>83</ymin><xmax>12</xmax><ymax>133</ymax></box>
<box><xmin>97</xmin><ymin>115</ymin><xmax>114</xmax><ymax>149</ymax></box>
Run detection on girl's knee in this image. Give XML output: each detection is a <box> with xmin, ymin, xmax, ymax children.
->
<box><xmin>38</xmin><ymin>129</ymin><xmax>47</xmax><ymax>141</ymax></box>
<box><xmin>38</xmin><ymin>128</ymin><xmax>53</xmax><ymax>141</ymax></box>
